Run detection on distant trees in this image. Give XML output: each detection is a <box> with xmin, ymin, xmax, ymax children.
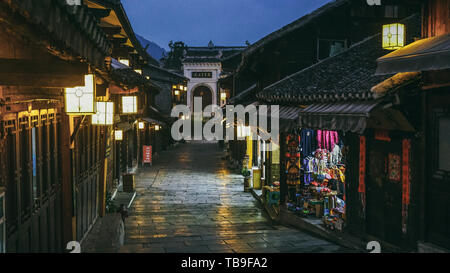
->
<box><xmin>161</xmin><ymin>40</ymin><xmax>187</xmax><ymax>70</ymax></box>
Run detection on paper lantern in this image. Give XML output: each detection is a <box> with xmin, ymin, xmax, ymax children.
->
<box><xmin>92</xmin><ymin>101</ymin><xmax>114</xmax><ymax>125</ymax></box>
<box><xmin>382</xmin><ymin>23</ymin><xmax>405</xmax><ymax>50</ymax></box>
<box><xmin>122</xmin><ymin>96</ymin><xmax>138</xmax><ymax>114</ymax></box>
<box><xmin>65</xmin><ymin>74</ymin><xmax>96</xmax><ymax>114</ymax></box>
<box><xmin>114</xmin><ymin>130</ymin><xmax>123</xmax><ymax>140</ymax></box>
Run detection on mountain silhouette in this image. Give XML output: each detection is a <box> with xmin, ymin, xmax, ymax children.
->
<box><xmin>136</xmin><ymin>34</ymin><xmax>167</xmax><ymax>63</ymax></box>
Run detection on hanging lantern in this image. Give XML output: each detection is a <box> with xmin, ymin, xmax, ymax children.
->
<box><xmin>178</xmin><ymin>84</ymin><xmax>183</xmax><ymax>90</ymax></box>
<box><xmin>138</xmin><ymin>121</ymin><xmax>145</xmax><ymax>129</ymax></box>
<box><xmin>145</xmin><ymin>76</ymin><xmax>150</xmax><ymax>80</ymax></box>
<box><xmin>134</xmin><ymin>69</ymin><xmax>142</xmax><ymax>75</ymax></box>
<box><xmin>174</xmin><ymin>90</ymin><xmax>180</xmax><ymax>96</ymax></box>
<box><xmin>65</xmin><ymin>74</ymin><xmax>96</xmax><ymax>115</ymax></box>
<box><xmin>172</xmin><ymin>85</ymin><xmax>177</xmax><ymax>89</ymax></box>
<box><xmin>122</xmin><ymin>96</ymin><xmax>138</xmax><ymax>114</ymax></box>
<box><xmin>183</xmin><ymin>86</ymin><xmax>187</xmax><ymax>91</ymax></box>
<box><xmin>220</xmin><ymin>92</ymin><xmax>227</xmax><ymax>100</ymax></box>
<box><xmin>114</xmin><ymin>130</ymin><xmax>123</xmax><ymax>140</ymax></box>
<box><xmin>382</xmin><ymin>23</ymin><xmax>405</xmax><ymax>50</ymax></box>
<box><xmin>92</xmin><ymin>101</ymin><xmax>114</xmax><ymax>125</ymax></box>
<box><xmin>155</xmin><ymin>125</ymin><xmax>160</xmax><ymax>131</ymax></box>
<box><xmin>119</xmin><ymin>59</ymin><xmax>130</xmax><ymax>66</ymax></box>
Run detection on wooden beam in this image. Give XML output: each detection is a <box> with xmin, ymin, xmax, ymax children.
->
<box><xmin>0</xmin><ymin>58</ymin><xmax>87</xmax><ymax>87</ymax></box>
<box><xmin>0</xmin><ymin>58</ymin><xmax>88</xmax><ymax>74</ymax></box>
<box><xmin>88</xmin><ymin>8</ymin><xmax>111</xmax><ymax>19</ymax></box>
<box><xmin>0</xmin><ymin>73</ymin><xmax>84</xmax><ymax>88</ymax></box>
<box><xmin>101</xmin><ymin>25</ymin><xmax>122</xmax><ymax>35</ymax></box>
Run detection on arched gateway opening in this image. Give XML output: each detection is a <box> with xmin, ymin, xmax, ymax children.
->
<box><xmin>192</xmin><ymin>85</ymin><xmax>213</xmax><ymax>111</ymax></box>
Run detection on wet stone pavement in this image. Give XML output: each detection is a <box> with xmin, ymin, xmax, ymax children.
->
<box><xmin>120</xmin><ymin>141</ymin><xmax>351</xmax><ymax>253</ymax></box>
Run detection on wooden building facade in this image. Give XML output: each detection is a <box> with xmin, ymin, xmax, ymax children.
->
<box><xmin>0</xmin><ymin>0</ymin><xmax>166</xmax><ymax>252</ymax></box>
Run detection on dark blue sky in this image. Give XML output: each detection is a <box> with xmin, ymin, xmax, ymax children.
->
<box><xmin>122</xmin><ymin>0</ymin><xmax>332</xmax><ymax>50</ymax></box>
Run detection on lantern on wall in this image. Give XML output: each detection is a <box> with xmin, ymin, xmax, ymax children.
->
<box><xmin>183</xmin><ymin>86</ymin><xmax>187</xmax><ymax>91</ymax></box>
<box><xmin>237</xmin><ymin>125</ymin><xmax>251</xmax><ymax>138</ymax></box>
<box><xmin>220</xmin><ymin>92</ymin><xmax>227</xmax><ymax>100</ymax></box>
<box><xmin>65</xmin><ymin>74</ymin><xmax>96</xmax><ymax>114</ymax></box>
<box><xmin>155</xmin><ymin>125</ymin><xmax>160</xmax><ymax>131</ymax></box>
<box><xmin>382</xmin><ymin>23</ymin><xmax>405</xmax><ymax>50</ymax></box>
<box><xmin>138</xmin><ymin>121</ymin><xmax>145</xmax><ymax>129</ymax></box>
<box><xmin>172</xmin><ymin>85</ymin><xmax>177</xmax><ymax>89</ymax></box>
<box><xmin>174</xmin><ymin>90</ymin><xmax>180</xmax><ymax>96</ymax></box>
<box><xmin>122</xmin><ymin>96</ymin><xmax>138</xmax><ymax>114</ymax></box>
<box><xmin>114</xmin><ymin>130</ymin><xmax>123</xmax><ymax>141</ymax></box>
<box><xmin>119</xmin><ymin>59</ymin><xmax>130</xmax><ymax>66</ymax></box>
<box><xmin>92</xmin><ymin>101</ymin><xmax>114</xmax><ymax>125</ymax></box>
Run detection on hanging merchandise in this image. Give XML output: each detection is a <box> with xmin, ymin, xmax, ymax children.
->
<box><xmin>285</xmin><ymin>134</ymin><xmax>301</xmax><ymax>185</ymax></box>
<box><xmin>286</xmin><ymin>128</ymin><xmax>347</xmax><ymax>231</ymax></box>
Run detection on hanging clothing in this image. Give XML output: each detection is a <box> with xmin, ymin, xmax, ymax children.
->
<box><xmin>300</xmin><ymin>129</ymin><xmax>315</xmax><ymax>157</ymax></box>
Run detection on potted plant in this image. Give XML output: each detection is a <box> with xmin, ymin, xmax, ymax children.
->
<box><xmin>242</xmin><ymin>167</ymin><xmax>252</xmax><ymax>192</ymax></box>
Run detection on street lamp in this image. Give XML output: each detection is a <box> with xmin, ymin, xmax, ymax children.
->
<box><xmin>64</xmin><ymin>74</ymin><xmax>96</xmax><ymax>115</ymax></box>
<box><xmin>114</xmin><ymin>130</ymin><xmax>123</xmax><ymax>141</ymax></box>
<box><xmin>138</xmin><ymin>121</ymin><xmax>145</xmax><ymax>129</ymax></box>
<box><xmin>382</xmin><ymin>23</ymin><xmax>405</xmax><ymax>50</ymax></box>
<box><xmin>92</xmin><ymin>101</ymin><xmax>114</xmax><ymax>125</ymax></box>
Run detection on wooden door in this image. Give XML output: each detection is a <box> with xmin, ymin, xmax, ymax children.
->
<box><xmin>366</xmin><ymin>137</ymin><xmax>403</xmax><ymax>245</ymax></box>
<box><xmin>426</xmin><ymin>89</ymin><xmax>450</xmax><ymax>249</ymax></box>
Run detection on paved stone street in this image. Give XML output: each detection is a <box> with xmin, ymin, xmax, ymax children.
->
<box><xmin>120</xmin><ymin>141</ymin><xmax>352</xmax><ymax>253</ymax></box>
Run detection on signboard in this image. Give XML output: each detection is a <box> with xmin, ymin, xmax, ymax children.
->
<box><xmin>143</xmin><ymin>145</ymin><xmax>152</xmax><ymax>164</ymax></box>
<box><xmin>192</xmin><ymin>71</ymin><xmax>212</xmax><ymax>78</ymax></box>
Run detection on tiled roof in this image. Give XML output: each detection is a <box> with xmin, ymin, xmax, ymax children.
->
<box><xmin>258</xmin><ymin>14</ymin><xmax>421</xmax><ymax>104</ymax></box>
<box><xmin>2</xmin><ymin>0</ymin><xmax>112</xmax><ymax>68</ymax></box>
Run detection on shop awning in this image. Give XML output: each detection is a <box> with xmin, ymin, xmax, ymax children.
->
<box><xmin>257</xmin><ymin>105</ymin><xmax>303</xmax><ymax>133</ymax></box>
<box><xmin>109</xmin><ymin>84</ymin><xmax>139</xmax><ymax>95</ymax></box>
<box><xmin>376</xmin><ymin>33</ymin><xmax>450</xmax><ymax>75</ymax></box>
<box><xmin>297</xmin><ymin>101</ymin><xmax>382</xmax><ymax>134</ymax></box>
<box><xmin>116</xmin><ymin>122</ymin><xmax>133</xmax><ymax>132</ymax></box>
<box><xmin>142</xmin><ymin>117</ymin><xmax>166</xmax><ymax>126</ymax></box>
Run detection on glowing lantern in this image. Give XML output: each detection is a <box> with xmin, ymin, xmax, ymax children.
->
<box><xmin>138</xmin><ymin>121</ymin><xmax>145</xmax><ymax>129</ymax></box>
<box><xmin>92</xmin><ymin>101</ymin><xmax>114</xmax><ymax>125</ymax></box>
<box><xmin>237</xmin><ymin>125</ymin><xmax>251</xmax><ymax>138</ymax></box>
<box><xmin>172</xmin><ymin>85</ymin><xmax>177</xmax><ymax>89</ymax></box>
<box><xmin>114</xmin><ymin>130</ymin><xmax>123</xmax><ymax>140</ymax></box>
<box><xmin>184</xmin><ymin>86</ymin><xmax>187</xmax><ymax>91</ymax></box>
<box><xmin>382</xmin><ymin>23</ymin><xmax>405</xmax><ymax>50</ymax></box>
<box><xmin>122</xmin><ymin>96</ymin><xmax>138</xmax><ymax>114</ymax></box>
<box><xmin>146</xmin><ymin>76</ymin><xmax>150</xmax><ymax>80</ymax></box>
<box><xmin>174</xmin><ymin>90</ymin><xmax>180</xmax><ymax>96</ymax></box>
<box><xmin>178</xmin><ymin>84</ymin><xmax>183</xmax><ymax>90</ymax></box>
<box><xmin>155</xmin><ymin>125</ymin><xmax>160</xmax><ymax>131</ymax></box>
<box><xmin>220</xmin><ymin>92</ymin><xmax>227</xmax><ymax>99</ymax></box>
<box><xmin>65</xmin><ymin>74</ymin><xmax>96</xmax><ymax>114</ymax></box>
<box><xmin>134</xmin><ymin>69</ymin><xmax>142</xmax><ymax>75</ymax></box>
<box><xmin>119</xmin><ymin>59</ymin><xmax>130</xmax><ymax>66</ymax></box>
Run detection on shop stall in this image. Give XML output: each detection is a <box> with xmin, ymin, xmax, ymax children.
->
<box><xmin>283</xmin><ymin>129</ymin><xmax>347</xmax><ymax>231</ymax></box>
